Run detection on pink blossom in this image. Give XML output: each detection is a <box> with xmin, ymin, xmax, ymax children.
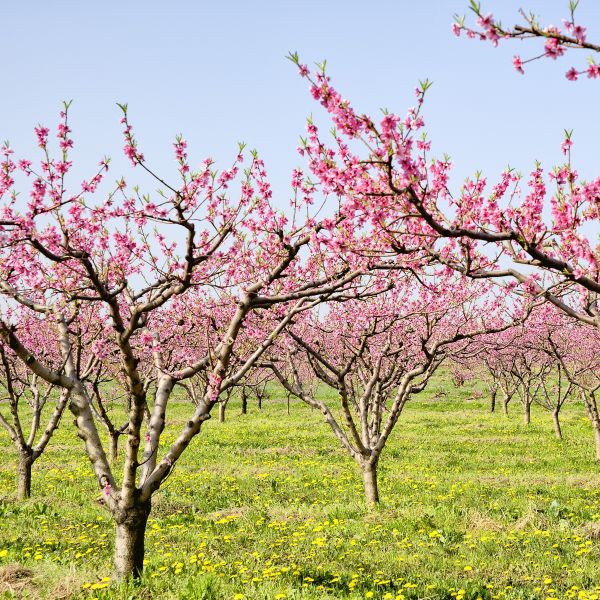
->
<box><xmin>545</xmin><ymin>37</ymin><xmax>566</xmax><ymax>60</ymax></box>
<box><xmin>57</xmin><ymin>123</ymin><xmax>70</xmax><ymax>138</ymax></box>
<box><xmin>565</xmin><ymin>67</ymin><xmax>579</xmax><ymax>81</ymax></box>
<box><xmin>572</xmin><ymin>24</ymin><xmax>587</xmax><ymax>43</ymax></box>
<box><xmin>291</xmin><ymin>168</ymin><xmax>303</xmax><ymax>189</ymax></box>
<box><xmin>124</xmin><ymin>143</ymin><xmax>139</xmax><ymax>164</ymax></box>
<box><xmin>561</xmin><ymin>138</ymin><xmax>572</xmax><ymax>155</ymax></box>
<box><xmin>34</xmin><ymin>126</ymin><xmax>49</xmax><ymax>148</ymax></box>
<box><xmin>54</xmin><ymin>161</ymin><xmax>72</xmax><ymax>175</ymax></box>
<box><xmin>512</xmin><ymin>55</ymin><xmax>524</xmax><ymax>74</ymax></box>
<box><xmin>587</xmin><ymin>64</ymin><xmax>600</xmax><ymax>79</ymax></box>
<box><xmin>477</xmin><ymin>13</ymin><xmax>494</xmax><ymax>29</ymax></box>
<box><xmin>173</xmin><ymin>138</ymin><xmax>187</xmax><ymax>162</ymax></box>
<box><xmin>18</xmin><ymin>160</ymin><xmax>32</xmax><ymax>173</ymax></box>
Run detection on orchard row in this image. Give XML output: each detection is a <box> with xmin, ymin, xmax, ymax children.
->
<box><xmin>0</xmin><ymin>2</ymin><xmax>598</xmax><ymax>580</ymax></box>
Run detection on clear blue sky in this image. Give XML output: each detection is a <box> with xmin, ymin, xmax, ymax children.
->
<box><xmin>1</xmin><ymin>1</ymin><xmax>598</xmax><ymax>206</ymax></box>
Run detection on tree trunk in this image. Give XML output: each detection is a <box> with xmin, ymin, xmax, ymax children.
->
<box><xmin>490</xmin><ymin>388</ymin><xmax>497</xmax><ymax>413</ymax></box>
<box><xmin>361</xmin><ymin>462</ymin><xmax>379</xmax><ymax>507</ymax></box>
<box><xmin>113</xmin><ymin>502</ymin><xmax>151</xmax><ymax>579</ymax></box>
<box><xmin>109</xmin><ymin>432</ymin><xmax>119</xmax><ymax>464</ymax></box>
<box><xmin>581</xmin><ymin>391</ymin><xmax>600</xmax><ymax>461</ymax></box>
<box><xmin>17</xmin><ymin>453</ymin><xmax>33</xmax><ymax>500</ymax></box>
<box><xmin>523</xmin><ymin>402</ymin><xmax>531</xmax><ymax>425</ymax></box>
<box><xmin>593</xmin><ymin>420</ymin><xmax>600</xmax><ymax>461</ymax></box>
<box><xmin>502</xmin><ymin>396</ymin><xmax>509</xmax><ymax>416</ymax></box>
<box><xmin>552</xmin><ymin>409</ymin><xmax>563</xmax><ymax>440</ymax></box>
<box><xmin>241</xmin><ymin>390</ymin><xmax>247</xmax><ymax>415</ymax></box>
<box><xmin>219</xmin><ymin>402</ymin><xmax>226</xmax><ymax>423</ymax></box>
<box><xmin>257</xmin><ymin>395</ymin><xmax>262</xmax><ymax>410</ymax></box>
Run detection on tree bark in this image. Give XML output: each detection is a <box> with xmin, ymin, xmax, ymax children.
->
<box><xmin>17</xmin><ymin>453</ymin><xmax>33</xmax><ymax>500</ymax></box>
<box><xmin>552</xmin><ymin>409</ymin><xmax>563</xmax><ymax>440</ymax></box>
<box><xmin>361</xmin><ymin>462</ymin><xmax>379</xmax><ymax>507</ymax></box>
<box><xmin>241</xmin><ymin>389</ymin><xmax>247</xmax><ymax>415</ymax></box>
<box><xmin>257</xmin><ymin>395</ymin><xmax>262</xmax><ymax>410</ymax></box>
<box><xmin>109</xmin><ymin>432</ymin><xmax>119</xmax><ymax>464</ymax></box>
<box><xmin>490</xmin><ymin>388</ymin><xmax>497</xmax><ymax>413</ymax></box>
<box><xmin>581</xmin><ymin>391</ymin><xmax>600</xmax><ymax>461</ymax></box>
<box><xmin>502</xmin><ymin>396</ymin><xmax>509</xmax><ymax>416</ymax></box>
<box><xmin>113</xmin><ymin>501</ymin><xmax>151</xmax><ymax>579</ymax></box>
<box><xmin>523</xmin><ymin>402</ymin><xmax>531</xmax><ymax>425</ymax></box>
<box><xmin>593</xmin><ymin>420</ymin><xmax>600</xmax><ymax>461</ymax></box>
<box><xmin>218</xmin><ymin>402</ymin><xmax>226</xmax><ymax>423</ymax></box>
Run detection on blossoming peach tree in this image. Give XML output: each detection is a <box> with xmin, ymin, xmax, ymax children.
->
<box><xmin>263</xmin><ymin>271</ymin><xmax>530</xmax><ymax>506</ymax></box>
<box><xmin>0</xmin><ymin>104</ymin><xmax>385</xmax><ymax>578</ymax></box>
<box><xmin>289</xmin><ymin>21</ymin><xmax>599</xmax><ymax>330</ymax></box>
<box><xmin>0</xmin><ymin>310</ymin><xmax>71</xmax><ymax>499</ymax></box>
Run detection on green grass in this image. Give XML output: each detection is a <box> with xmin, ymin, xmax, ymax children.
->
<box><xmin>1</xmin><ymin>375</ymin><xmax>599</xmax><ymax>599</ymax></box>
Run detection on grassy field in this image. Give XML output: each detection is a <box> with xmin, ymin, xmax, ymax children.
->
<box><xmin>1</xmin><ymin>375</ymin><xmax>600</xmax><ymax>599</ymax></box>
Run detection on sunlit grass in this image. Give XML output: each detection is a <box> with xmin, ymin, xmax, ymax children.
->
<box><xmin>1</xmin><ymin>374</ymin><xmax>599</xmax><ymax>599</ymax></box>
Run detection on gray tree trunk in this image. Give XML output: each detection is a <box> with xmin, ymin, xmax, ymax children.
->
<box><xmin>109</xmin><ymin>432</ymin><xmax>119</xmax><ymax>464</ymax></box>
<box><xmin>593</xmin><ymin>420</ymin><xmax>600</xmax><ymax>461</ymax></box>
<box><xmin>580</xmin><ymin>391</ymin><xmax>600</xmax><ymax>461</ymax></box>
<box><xmin>523</xmin><ymin>402</ymin><xmax>531</xmax><ymax>425</ymax></box>
<box><xmin>552</xmin><ymin>409</ymin><xmax>563</xmax><ymax>440</ymax></box>
<box><xmin>17</xmin><ymin>453</ymin><xmax>33</xmax><ymax>500</ymax></box>
<box><xmin>113</xmin><ymin>502</ymin><xmax>151</xmax><ymax>579</ymax></box>
<box><xmin>241</xmin><ymin>390</ymin><xmax>247</xmax><ymax>415</ymax></box>
<box><xmin>361</xmin><ymin>462</ymin><xmax>379</xmax><ymax>507</ymax></box>
<box><xmin>490</xmin><ymin>388</ymin><xmax>497</xmax><ymax>413</ymax></box>
<box><xmin>219</xmin><ymin>402</ymin><xmax>226</xmax><ymax>423</ymax></box>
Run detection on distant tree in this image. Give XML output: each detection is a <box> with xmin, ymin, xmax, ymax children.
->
<box><xmin>543</xmin><ymin>318</ymin><xmax>600</xmax><ymax>456</ymax></box>
<box><xmin>265</xmin><ymin>272</ymin><xmax>527</xmax><ymax>506</ymax></box>
<box><xmin>0</xmin><ymin>314</ymin><xmax>70</xmax><ymax>499</ymax></box>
